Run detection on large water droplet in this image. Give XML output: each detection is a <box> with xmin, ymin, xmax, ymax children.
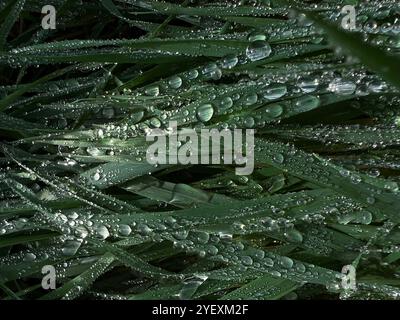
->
<box><xmin>244</xmin><ymin>93</ymin><xmax>258</xmax><ymax>106</ymax></box>
<box><xmin>221</xmin><ymin>54</ymin><xmax>238</xmax><ymax>69</ymax></box>
<box><xmin>219</xmin><ymin>96</ymin><xmax>234</xmax><ymax>110</ymax></box>
<box><xmin>246</xmin><ymin>41</ymin><xmax>272</xmax><ymax>62</ymax></box>
<box><xmin>196</xmin><ymin>104</ymin><xmax>214</xmax><ymax>122</ymax></box>
<box><xmin>118</xmin><ymin>224</ymin><xmax>132</xmax><ymax>236</ymax></box>
<box><xmin>280</xmin><ymin>257</ymin><xmax>294</xmax><ymax>269</ymax></box>
<box><xmin>241</xmin><ymin>256</ymin><xmax>254</xmax><ymax>266</ymax></box>
<box><xmin>299</xmin><ymin>77</ymin><xmax>319</xmax><ymax>93</ymax></box>
<box><xmin>62</xmin><ymin>240</ymin><xmax>81</xmax><ymax>256</ymax></box>
<box><xmin>295</xmin><ymin>95</ymin><xmax>320</xmax><ymax>111</ymax></box>
<box><xmin>265</xmin><ymin>104</ymin><xmax>284</xmax><ymax>118</ymax></box>
<box><xmin>95</xmin><ymin>225</ymin><xmax>110</xmax><ymax>240</ymax></box>
<box><xmin>185</xmin><ymin>69</ymin><xmax>199</xmax><ymax>80</ymax></box>
<box><xmin>145</xmin><ymin>85</ymin><xmax>160</xmax><ymax>96</ymax></box>
<box><xmin>248</xmin><ymin>32</ymin><xmax>267</xmax><ymax>42</ymax></box>
<box><xmin>23</xmin><ymin>252</ymin><xmax>37</xmax><ymax>262</ymax></box>
<box><xmin>75</xmin><ymin>225</ymin><xmax>89</xmax><ymax>239</ymax></box>
<box><xmin>368</xmin><ymin>80</ymin><xmax>388</xmax><ymax>93</ymax></box>
<box><xmin>202</xmin><ymin>63</ymin><xmax>221</xmax><ymax>80</ymax></box>
<box><xmin>328</xmin><ymin>79</ymin><xmax>356</xmax><ymax>95</ymax></box>
<box><xmin>93</xmin><ymin>171</ymin><xmax>101</xmax><ymax>181</ymax></box>
<box><xmin>263</xmin><ymin>84</ymin><xmax>287</xmax><ymax>100</ymax></box>
<box><xmin>285</xmin><ymin>229</ymin><xmax>303</xmax><ymax>243</ymax></box>
<box><xmin>179</xmin><ymin>275</ymin><xmax>208</xmax><ymax>300</ymax></box>
<box><xmin>273</xmin><ymin>153</ymin><xmax>285</xmax><ymax>164</ymax></box>
<box><xmin>168</xmin><ymin>76</ymin><xmax>183</xmax><ymax>89</ymax></box>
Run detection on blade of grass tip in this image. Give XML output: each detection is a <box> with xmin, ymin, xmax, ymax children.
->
<box><xmin>304</xmin><ymin>11</ymin><xmax>400</xmax><ymax>90</ymax></box>
<box><xmin>0</xmin><ymin>0</ymin><xmax>25</xmax><ymax>51</ymax></box>
<box><xmin>0</xmin><ymin>283</ymin><xmax>21</xmax><ymax>300</ymax></box>
<box><xmin>147</xmin><ymin>0</ymin><xmax>190</xmax><ymax>38</ymax></box>
<box><xmin>89</xmin><ymin>240</ymin><xmax>180</xmax><ymax>280</ymax></box>
<box><xmin>0</xmin><ymin>231</ymin><xmax>59</xmax><ymax>249</ymax></box>
<box><xmin>39</xmin><ymin>252</ymin><xmax>115</xmax><ymax>300</ymax></box>
<box><xmin>3</xmin><ymin>284</ymin><xmax>42</xmax><ymax>300</ymax></box>
<box><xmin>219</xmin><ymin>0</ymin><xmax>246</xmax><ymax>34</ymax></box>
<box><xmin>221</xmin><ymin>274</ymin><xmax>300</xmax><ymax>300</ymax></box>
<box><xmin>0</xmin><ymin>64</ymin><xmax>79</xmax><ymax>112</ymax></box>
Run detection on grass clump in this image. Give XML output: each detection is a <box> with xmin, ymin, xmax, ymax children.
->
<box><xmin>1</xmin><ymin>0</ymin><xmax>400</xmax><ymax>300</ymax></box>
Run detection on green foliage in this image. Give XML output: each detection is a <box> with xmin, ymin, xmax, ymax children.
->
<box><xmin>1</xmin><ymin>0</ymin><xmax>400</xmax><ymax>300</ymax></box>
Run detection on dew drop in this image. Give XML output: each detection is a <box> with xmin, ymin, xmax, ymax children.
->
<box><xmin>219</xmin><ymin>96</ymin><xmax>234</xmax><ymax>110</ymax></box>
<box><xmin>280</xmin><ymin>257</ymin><xmax>294</xmax><ymax>269</ymax></box>
<box><xmin>196</xmin><ymin>104</ymin><xmax>214</xmax><ymax>122</ymax></box>
<box><xmin>263</xmin><ymin>84</ymin><xmax>287</xmax><ymax>100</ymax></box>
<box><xmin>93</xmin><ymin>172</ymin><xmax>101</xmax><ymax>181</ymax></box>
<box><xmin>273</xmin><ymin>153</ymin><xmax>285</xmax><ymax>164</ymax></box>
<box><xmin>328</xmin><ymin>79</ymin><xmax>356</xmax><ymax>95</ymax></box>
<box><xmin>295</xmin><ymin>95</ymin><xmax>320</xmax><ymax>111</ymax></box>
<box><xmin>62</xmin><ymin>240</ymin><xmax>81</xmax><ymax>256</ymax></box>
<box><xmin>244</xmin><ymin>93</ymin><xmax>258</xmax><ymax>106</ymax></box>
<box><xmin>221</xmin><ymin>54</ymin><xmax>238</xmax><ymax>69</ymax></box>
<box><xmin>265</xmin><ymin>104</ymin><xmax>284</xmax><ymax>118</ymax></box>
<box><xmin>246</xmin><ymin>41</ymin><xmax>272</xmax><ymax>62</ymax></box>
<box><xmin>299</xmin><ymin>77</ymin><xmax>319</xmax><ymax>93</ymax></box>
<box><xmin>145</xmin><ymin>85</ymin><xmax>160</xmax><ymax>96</ymax></box>
<box><xmin>118</xmin><ymin>224</ymin><xmax>132</xmax><ymax>236</ymax></box>
<box><xmin>285</xmin><ymin>229</ymin><xmax>303</xmax><ymax>243</ymax></box>
<box><xmin>23</xmin><ymin>252</ymin><xmax>37</xmax><ymax>262</ymax></box>
<box><xmin>95</xmin><ymin>225</ymin><xmax>110</xmax><ymax>240</ymax></box>
<box><xmin>168</xmin><ymin>76</ymin><xmax>183</xmax><ymax>89</ymax></box>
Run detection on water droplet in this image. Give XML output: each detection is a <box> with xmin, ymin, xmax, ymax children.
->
<box><xmin>102</xmin><ymin>106</ymin><xmax>115</xmax><ymax>119</ymax></box>
<box><xmin>366</xmin><ymin>196</ymin><xmax>375</xmax><ymax>205</ymax></box>
<box><xmin>118</xmin><ymin>224</ymin><xmax>132</xmax><ymax>236</ymax></box>
<box><xmin>246</xmin><ymin>41</ymin><xmax>272</xmax><ymax>62</ymax></box>
<box><xmin>265</xmin><ymin>104</ymin><xmax>283</xmax><ymax>119</ymax></box>
<box><xmin>196</xmin><ymin>104</ymin><xmax>214</xmax><ymax>122</ymax></box>
<box><xmin>75</xmin><ymin>225</ymin><xmax>89</xmax><ymax>239</ymax></box>
<box><xmin>248</xmin><ymin>32</ymin><xmax>267</xmax><ymax>42</ymax></box>
<box><xmin>244</xmin><ymin>93</ymin><xmax>258</xmax><ymax>106</ymax></box>
<box><xmin>202</xmin><ymin>63</ymin><xmax>221</xmax><ymax>80</ymax></box>
<box><xmin>285</xmin><ymin>229</ymin><xmax>303</xmax><ymax>243</ymax></box>
<box><xmin>299</xmin><ymin>77</ymin><xmax>319</xmax><ymax>93</ymax></box>
<box><xmin>145</xmin><ymin>85</ymin><xmax>160</xmax><ymax>96</ymax></box>
<box><xmin>241</xmin><ymin>256</ymin><xmax>254</xmax><ymax>266</ymax></box>
<box><xmin>263</xmin><ymin>84</ymin><xmax>287</xmax><ymax>100</ymax></box>
<box><xmin>264</xmin><ymin>257</ymin><xmax>274</xmax><ymax>267</ymax></box>
<box><xmin>179</xmin><ymin>275</ymin><xmax>208</xmax><ymax>300</ymax></box>
<box><xmin>221</xmin><ymin>54</ymin><xmax>238</xmax><ymax>69</ymax></box>
<box><xmin>185</xmin><ymin>69</ymin><xmax>199</xmax><ymax>80</ymax></box>
<box><xmin>23</xmin><ymin>252</ymin><xmax>37</xmax><ymax>261</ymax></box>
<box><xmin>93</xmin><ymin>172</ymin><xmax>101</xmax><ymax>181</ymax></box>
<box><xmin>244</xmin><ymin>116</ymin><xmax>255</xmax><ymax>128</ymax></box>
<box><xmin>168</xmin><ymin>76</ymin><xmax>182</xmax><ymax>89</ymax></box>
<box><xmin>149</xmin><ymin>117</ymin><xmax>162</xmax><ymax>128</ymax></box>
<box><xmin>95</xmin><ymin>225</ymin><xmax>110</xmax><ymax>240</ymax></box>
<box><xmin>295</xmin><ymin>95</ymin><xmax>320</xmax><ymax>111</ymax></box>
<box><xmin>62</xmin><ymin>240</ymin><xmax>81</xmax><ymax>256</ymax></box>
<box><xmin>280</xmin><ymin>257</ymin><xmax>294</xmax><ymax>269</ymax></box>
<box><xmin>273</xmin><ymin>153</ymin><xmax>285</xmax><ymax>164</ymax></box>
<box><xmin>196</xmin><ymin>232</ymin><xmax>210</xmax><ymax>244</ymax></box>
<box><xmin>218</xmin><ymin>96</ymin><xmax>234</xmax><ymax>110</ymax></box>
<box><xmin>328</xmin><ymin>79</ymin><xmax>356</xmax><ymax>95</ymax></box>
<box><xmin>270</xmin><ymin>270</ymin><xmax>281</xmax><ymax>277</ymax></box>
<box><xmin>358</xmin><ymin>210</ymin><xmax>373</xmax><ymax>225</ymax></box>
<box><xmin>368</xmin><ymin>80</ymin><xmax>388</xmax><ymax>93</ymax></box>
